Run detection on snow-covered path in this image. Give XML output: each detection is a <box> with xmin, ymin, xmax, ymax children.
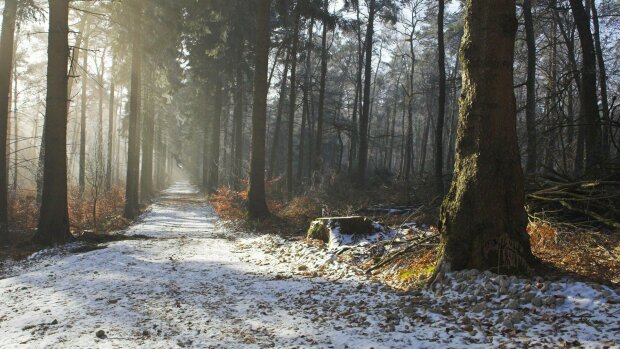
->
<box><xmin>1</xmin><ymin>181</ymin><xmax>619</xmax><ymax>348</ymax></box>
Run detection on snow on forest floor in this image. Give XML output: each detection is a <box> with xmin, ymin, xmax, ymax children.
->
<box><xmin>0</xmin><ymin>181</ymin><xmax>619</xmax><ymax>348</ymax></box>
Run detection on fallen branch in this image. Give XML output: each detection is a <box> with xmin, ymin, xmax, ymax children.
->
<box><xmin>366</xmin><ymin>233</ymin><xmax>440</xmax><ymax>275</ymax></box>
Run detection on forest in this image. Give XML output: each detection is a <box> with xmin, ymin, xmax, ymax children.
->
<box><xmin>0</xmin><ymin>0</ymin><xmax>619</xmax><ymax>347</ymax></box>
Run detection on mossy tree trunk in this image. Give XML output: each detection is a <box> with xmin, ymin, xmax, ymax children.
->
<box><xmin>437</xmin><ymin>0</ymin><xmax>535</xmax><ymax>274</ymax></box>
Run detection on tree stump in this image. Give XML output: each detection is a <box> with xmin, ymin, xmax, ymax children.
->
<box><xmin>307</xmin><ymin>216</ymin><xmax>384</xmax><ymax>248</ymax></box>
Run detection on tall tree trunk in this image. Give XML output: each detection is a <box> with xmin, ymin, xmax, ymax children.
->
<box><xmin>524</xmin><ymin>0</ymin><xmax>538</xmax><ymax>174</ymax></box>
<box><xmin>446</xmin><ymin>55</ymin><xmax>460</xmax><ymax>175</ymax></box>
<box><xmin>267</xmin><ymin>47</ymin><xmax>290</xmax><ymax>178</ymax></box>
<box><xmin>247</xmin><ymin>0</ymin><xmax>271</xmax><ymax>219</ymax></box>
<box><xmin>552</xmin><ymin>4</ymin><xmax>584</xmax><ymax>174</ymax></box>
<box><xmin>207</xmin><ymin>76</ymin><xmax>223</xmax><ymax>193</ymax></box>
<box><xmin>286</xmin><ymin>10</ymin><xmax>301</xmax><ymax>199</ymax></box>
<box><xmin>232</xmin><ymin>65</ymin><xmax>244</xmax><ymax>189</ymax></box>
<box><xmin>419</xmin><ymin>106</ymin><xmax>431</xmax><ymax>176</ymax></box>
<box><xmin>305</xmin><ymin>17</ymin><xmax>315</xmax><ymax>176</ymax></box>
<box><xmin>297</xmin><ymin>87</ymin><xmax>307</xmax><ymax>181</ymax></box>
<box><xmin>202</xmin><ymin>87</ymin><xmax>209</xmax><ymax>191</ymax></box>
<box><xmin>404</xmin><ymin>96</ymin><xmax>414</xmax><ymax>180</ymax></box>
<box><xmin>315</xmin><ymin>3</ymin><xmax>329</xmax><ymax>170</ymax></box>
<box><xmin>97</xmin><ymin>50</ymin><xmax>105</xmax><ymax>164</ymax></box>
<box><xmin>349</xmin><ymin>4</ymin><xmax>363</xmax><ymax>175</ymax></box>
<box><xmin>357</xmin><ymin>0</ymin><xmax>375</xmax><ymax>184</ymax></box>
<box><xmin>105</xmin><ymin>79</ymin><xmax>115</xmax><ymax>192</ymax></box>
<box><xmin>35</xmin><ymin>0</ymin><xmax>72</xmax><ymax>245</ymax></box>
<box><xmin>0</xmin><ymin>0</ymin><xmax>17</xmax><ymax>238</ymax></box>
<box><xmin>436</xmin><ymin>0</ymin><xmax>535</xmax><ymax>274</ymax></box>
<box><xmin>140</xmin><ymin>82</ymin><xmax>154</xmax><ymax>202</ymax></box>
<box><xmin>79</xmin><ymin>36</ymin><xmax>89</xmax><ymax>195</ymax></box>
<box><xmin>589</xmin><ymin>0</ymin><xmax>610</xmax><ymax>161</ymax></box>
<box><xmin>154</xmin><ymin>123</ymin><xmax>162</xmax><ymax>189</ymax></box>
<box><xmin>123</xmin><ymin>0</ymin><xmax>143</xmax><ymax>220</ymax></box>
<box><xmin>12</xmin><ymin>57</ymin><xmax>18</xmax><ymax>191</ymax></box>
<box><xmin>435</xmin><ymin>0</ymin><xmax>446</xmax><ymax>193</ymax></box>
<box><xmin>569</xmin><ymin>0</ymin><xmax>602</xmax><ymax>176</ymax></box>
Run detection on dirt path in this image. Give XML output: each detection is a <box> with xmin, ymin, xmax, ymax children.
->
<box><xmin>0</xmin><ymin>182</ymin><xmax>618</xmax><ymax>348</ymax></box>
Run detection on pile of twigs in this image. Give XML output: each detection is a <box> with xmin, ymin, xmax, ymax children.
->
<box><xmin>527</xmin><ymin>177</ymin><xmax>620</xmax><ymax>230</ymax></box>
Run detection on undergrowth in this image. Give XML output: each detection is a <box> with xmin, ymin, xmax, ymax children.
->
<box><xmin>210</xmin><ymin>175</ymin><xmax>620</xmax><ymax>287</ymax></box>
<box><xmin>2</xmin><ymin>185</ymin><xmax>132</xmax><ymax>261</ymax></box>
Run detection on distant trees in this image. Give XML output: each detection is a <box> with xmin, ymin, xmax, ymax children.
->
<box><xmin>0</xmin><ymin>0</ymin><xmax>617</xmax><ymax>247</ymax></box>
<box><xmin>437</xmin><ymin>0</ymin><xmax>535</xmax><ymax>272</ymax></box>
<box><xmin>34</xmin><ymin>0</ymin><xmax>72</xmax><ymax>245</ymax></box>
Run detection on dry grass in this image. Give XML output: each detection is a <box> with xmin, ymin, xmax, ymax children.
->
<box><xmin>1</xmin><ymin>186</ymin><xmax>132</xmax><ymax>262</ymax></box>
<box><xmin>211</xmin><ymin>179</ymin><xmax>620</xmax><ymax>287</ymax></box>
<box><xmin>528</xmin><ymin>222</ymin><xmax>620</xmax><ymax>285</ymax></box>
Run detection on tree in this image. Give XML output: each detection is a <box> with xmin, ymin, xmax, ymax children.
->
<box><xmin>140</xmin><ymin>76</ymin><xmax>155</xmax><ymax>202</ymax></box>
<box><xmin>569</xmin><ymin>0</ymin><xmax>602</xmax><ymax>176</ymax></box>
<box><xmin>105</xmin><ymin>65</ymin><xmax>115</xmax><ymax>192</ymax></box>
<box><xmin>0</xmin><ymin>0</ymin><xmax>18</xmax><ymax>240</ymax></box>
<box><xmin>34</xmin><ymin>0</ymin><xmax>73</xmax><ymax>245</ymax></box>
<box><xmin>436</xmin><ymin>0</ymin><xmax>535</xmax><ymax>273</ymax></box>
<box><xmin>207</xmin><ymin>75</ymin><xmax>223</xmax><ymax>193</ymax></box>
<box><xmin>315</xmin><ymin>0</ymin><xmax>330</xmax><ymax>171</ymax></box>
<box><xmin>434</xmin><ymin>0</ymin><xmax>446</xmax><ymax>193</ymax></box>
<box><xmin>356</xmin><ymin>0</ymin><xmax>375</xmax><ymax>184</ymax></box>
<box><xmin>589</xmin><ymin>0</ymin><xmax>610</xmax><ymax>162</ymax></box>
<box><xmin>247</xmin><ymin>0</ymin><xmax>271</xmax><ymax>219</ymax></box>
<box><xmin>124</xmin><ymin>0</ymin><xmax>144</xmax><ymax>220</ymax></box>
<box><xmin>286</xmin><ymin>8</ymin><xmax>301</xmax><ymax>199</ymax></box>
<box><xmin>524</xmin><ymin>0</ymin><xmax>537</xmax><ymax>174</ymax></box>
<box><xmin>79</xmin><ymin>34</ymin><xmax>89</xmax><ymax>195</ymax></box>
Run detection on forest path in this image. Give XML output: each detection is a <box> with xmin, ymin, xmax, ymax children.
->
<box><xmin>0</xmin><ymin>181</ymin><xmax>426</xmax><ymax>348</ymax></box>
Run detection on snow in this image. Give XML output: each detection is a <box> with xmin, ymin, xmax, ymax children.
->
<box><xmin>328</xmin><ymin>222</ymin><xmax>397</xmax><ymax>249</ymax></box>
<box><xmin>0</xmin><ymin>181</ymin><xmax>619</xmax><ymax>348</ymax></box>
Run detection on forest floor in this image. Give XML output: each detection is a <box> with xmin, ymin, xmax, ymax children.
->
<box><xmin>0</xmin><ymin>181</ymin><xmax>619</xmax><ymax>348</ymax></box>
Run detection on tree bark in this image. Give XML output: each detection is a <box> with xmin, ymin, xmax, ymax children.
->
<box><xmin>436</xmin><ymin>0</ymin><xmax>535</xmax><ymax>273</ymax></box>
<box><xmin>232</xmin><ymin>65</ymin><xmax>244</xmax><ymax>189</ymax></box>
<box><xmin>105</xmin><ymin>79</ymin><xmax>115</xmax><ymax>192</ymax></box>
<box><xmin>435</xmin><ymin>0</ymin><xmax>446</xmax><ymax>193</ymax></box>
<box><xmin>569</xmin><ymin>0</ymin><xmax>602</xmax><ymax>176</ymax></box>
<box><xmin>286</xmin><ymin>10</ymin><xmax>301</xmax><ymax>199</ymax></box>
<box><xmin>589</xmin><ymin>0</ymin><xmax>610</xmax><ymax>161</ymax></box>
<box><xmin>267</xmin><ymin>47</ymin><xmax>290</xmax><ymax>178</ymax></box>
<box><xmin>79</xmin><ymin>36</ymin><xmax>89</xmax><ymax>195</ymax></box>
<box><xmin>247</xmin><ymin>0</ymin><xmax>271</xmax><ymax>219</ymax></box>
<box><xmin>207</xmin><ymin>75</ymin><xmax>223</xmax><ymax>193</ymax></box>
<box><xmin>357</xmin><ymin>0</ymin><xmax>375</xmax><ymax>184</ymax></box>
<box><xmin>315</xmin><ymin>2</ymin><xmax>329</xmax><ymax>171</ymax></box>
<box><xmin>35</xmin><ymin>0</ymin><xmax>73</xmax><ymax>245</ymax></box>
<box><xmin>123</xmin><ymin>0</ymin><xmax>143</xmax><ymax>220</ymax></box>
<box><xmin>524</xmin><ymin>0</ymin><xmax>538</xmax><ymax>174</ymax></box>
<box><xmin>0</xmin><ymin>0</ymin><xmax>17</xmax><ymax>238</ymax></box>
<box><xmin>140</xmin><ymin>81</ymin><xmax>154</xmax><ymax>202</ymax></box>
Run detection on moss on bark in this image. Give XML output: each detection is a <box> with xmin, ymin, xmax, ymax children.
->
<box><xmin>437</xmin><ymin>0</ymin><xmax>536</xmax><ymax>274</ymax></box>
